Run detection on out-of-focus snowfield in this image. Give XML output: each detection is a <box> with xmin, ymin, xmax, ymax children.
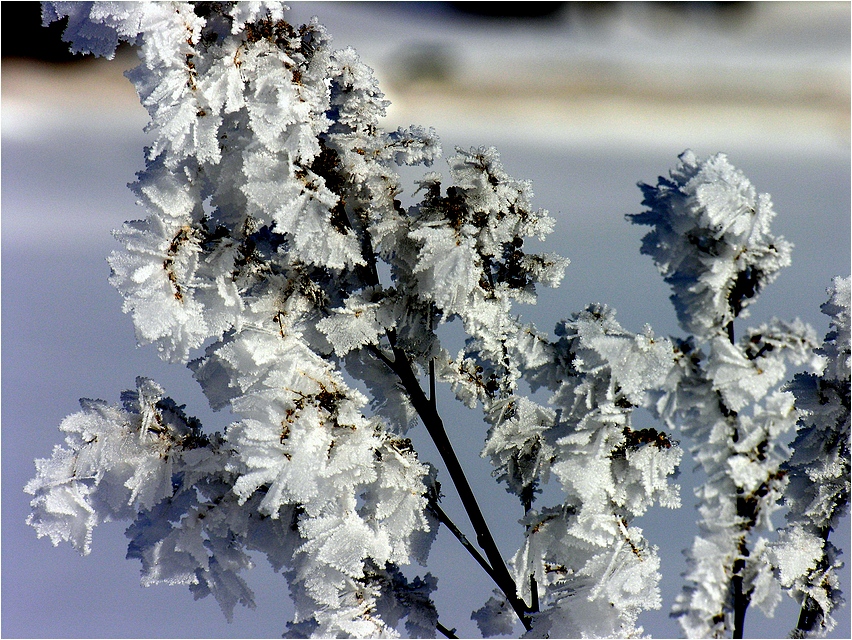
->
<box><xmin>3</xmin><ymin>2</ymin><xmax>849</xmax><ymax>638</ymax></box>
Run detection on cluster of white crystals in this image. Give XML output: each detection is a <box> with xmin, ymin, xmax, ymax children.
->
<box><xmin>630</xmin><ymin>150</ymin><xmax>794</xmax><ymax>340</ymax></box>
<box><xmin>769</xmin><ymin>276</ymin><xmax>851</xmax><ymax>637</ymax></box>
<box><xmin>482</xmin><ymin>304</ymin><xmax>682</xmax><ymax>638</ymax></box>
<box><xmin>24</xmin><ymin>4</ymin><xmax>849</xmax><ymax>639</ymax></box>
<box><xmin>29</xmin><ymin>3</ymin><xmax>442</xmax><ymax>636</ymax></box>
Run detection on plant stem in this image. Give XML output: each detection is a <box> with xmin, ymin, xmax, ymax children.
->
<box><xmin>530</xmin><ymin>574</ymin><xmax>539</xmax><ymax>613</ymax></box>
<box><xmin>727</xmin><ymin>316</ymin><xmax>752</xmax><ymax>639</ymax></box>
<box><xmin>796</xmin><ymin>597</ymin><xmax>822</xmax><ymax>636</ymax></box>
<box><xmin>429</xmin><ymin>304</ymin><xmax>437</xmax><ymax>409</ymax></box>
<box><xmin>377</xmin><ymin>341</ymin><xmax>532</xmax><ymax>629</ymax></box>
<box><xmin>436</xmin><ymin>621</ymin><xmax>458</xmax><ymax>639</ymax></box>
<box><xmin>732</xmin><ymin>547</ymin><xmax>749</xmax><ymax>639</ymax></box>
<box><xmin>429</xmin><ymin>499</ymin><xmax>495</xmax><ymax>580</ymax></box>
<box><xmin>429</xmin><ymin>356</ymin><xmax>437</xmax><ymax>409</ymax></box>
<box><xmin>522</xmin><ymin>493</ymin><xmax>540</xmax><ymax>613</ymax></box>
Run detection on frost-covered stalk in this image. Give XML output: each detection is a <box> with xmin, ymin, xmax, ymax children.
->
<box><xmin>27</xmin><ymin>2</ymin><xmax>444</xmax><ymax>636</ymax></box>
<box><xmin>24</xmin><ymin>3</ymin><xmax>848</xmax><ymax>639</ymax></box>
<box><xmin>26</xmin><ymin>2</ymin><xmax>578</xmax><ymax>636</ymax></box>
<box><xmin>630</xmin><ymin>151</ymin><xmax>825</xmax><ymax>638</ymax></box>
<box><xmin>769</xmin><ymin>277</ymin><xmax>850</xmax><ymax>637</ymax></box>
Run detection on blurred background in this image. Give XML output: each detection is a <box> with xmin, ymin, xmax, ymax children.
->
<box><xmin>3</xmin><ymin>2</ymin><xmax>850</xmax><ymax>638</ymax></box>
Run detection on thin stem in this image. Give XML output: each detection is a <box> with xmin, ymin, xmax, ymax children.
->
<box><xmin>727</xmin><ymin>314</ymin><xmax>752</xmax><ymax>639</ymax></box>
<box><xmin>530</xmin><ymin>574</ymin><xmax>539</xmax><ymax>613</ymax></box>
<box><xmin>429</xmin><ymin>303</ymin><xmax>437</xmax><ymax>409</ymax></box>
<box><xmin>358</xmin><ymin>198</ymin><xmax>524</xmax><ymax>631</ymax></box>
<box><xmin>731</xmin><ymin>479</ymin><xmax>752</xmax><ymax>637</ymax></box>
<box><xmin>430</xmin><ymin>499</ymin><xmax>495</xmax><ymax>580</ymax></box>
<box><xmin>429</xmin><ymin>356</ymin><xmax>437</xmax><ymax>409</ymax></box>
<box><xmin>436</xmin><ymin>621</ymin><xmax>458</xmax><ymax>639</ymax></box>
<box><xmin>732</xmin><ymin>549</ymin><xmax>749</xmax><ymax>639</ymax></box>
<box><xmin>380</xmin><ymin>341</ymin><xmax>532</xmax><ymax>630</ymax></box>
<box><xmin>522</xmin><ymin>493</ymin><xmax>539</xmax><ymax>612</ymax></box>
<box><xmin>796</xmin><ymin>596</ymin><xmax>822</xmax><ymax>636</ymax></box>
<box><xmin>368</xmin><ymin>343</ymin><xmax>395</xmax><ymax>369</ymax></box>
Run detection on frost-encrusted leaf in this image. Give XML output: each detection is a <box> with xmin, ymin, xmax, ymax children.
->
<box><xmin>773</xmin><ymin>528</ymin><xmax>826</xmax><ymax>589</ymax></box>
<box><xmin>668</xmin><ymin>360</ymin><xmax>802</xmax><ymax>636</ymax></box>
<box><xmin>407</xmin><ymin>146</ymin><xmax>567</xmax><ymax>327</ymax></box>
<box><xmin>514</xmin><ymin>508</ymin><xmax>662</xmax><ymax>638</ymax></box>
<box><xmin>387</xmin><ymin>126</ymin><xmax>440</xmax><ymax>167</ymax></box>
<box><xmin>42</xmin><ymin>1</ymin><xmax>147</xmax><ymax>58</ymax></box>
<box><xmin>630</xmin><ymin>150</ymin><xmax>792</xmax><ymax>339</ymax></box>
<box><xmin>198</xmin><ymin>308</ymin><xmax>434</xmax><ymax>632</ymax></box>
<box><xmin>472</xmin><ymin>591</ymin><xmax>517</xmax><ymax>637</ymax></box>
<box><xmin>482</xmin><ymin>396</ymin><xmax>555</xmax><ymax>499</ymax></box>
<box><xmin>410</xmin><ymin>224</ymin><xmax>481</xmax><ymax>315</ymax></box>
<box><xmin>124</xmin><ymin>484</ymin><xmax>285</xmax><ymax>622</ymax></box>
<box><xmin>746</xmin><ymin>538</ymin><xmax>783</xmax><ymax>618</ymax></box>
<box><xmin>820</xmin><ymin>276</ymin><xmax>851</xmax><ymax>383</ymax></box>
<box><xmin>363</xmin><ymin>564</ymin><xmax>439</xmax><ymax>639</ymax></box>
<box><xmin>546</xmin><ymin>306</ymin><xmax>681</xmax><ymax>530</ymax></box>
<box><xmin>25</xmin><ymin>377</ymin><xmax>212</xmax><ymax>553</ymax></box>
<box><xmin>109</xmin><ymin>216</ymin><xmax>212</xmax><ymax>362</ymax></box>
<box><xmin>25</xmin><ymin>445</ymin><xmax>99</xmax><ymax>553</ymax></box>
<box><xmin>707</xmin><ymin>319</ymin><xmax>820</xmax><ymax>413</ymax></box>
<box><xmin>316</xmin><ymin>292</ymin><xmax>387</xmax><ymax>356</ymax></box>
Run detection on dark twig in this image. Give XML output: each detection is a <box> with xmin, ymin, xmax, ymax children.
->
<box><xmin>732</xmin><ymin>544</ymin><xmax>749</xmax><ymax>639</ymax></box>
<box><xmin>530</xmin><ymin>574</ymin><xmax>539</xmax><ymax>613</ymax></box>
<box><xmin>726</xmin><ymin>314</ymin><xmax>752</xmax><ymax>640</ymax></box>
<box><xmin>429</xmin><ymin>303</ymin><xmax>437</xmax><ymax>409</ymax></box>
<box><xmin>429</xmin><ymin>499</ymin><xmax>494</xmax><ymax>579</ymax></box>
<box><xmin>429</xmin><ymin>356</ymin><xmax>437</xmax><ymax>409</ymax></box>
<box><xmin>377</xmin><ymin>338</ymin><xmax>533</xmax><ymax>630</ymax></box>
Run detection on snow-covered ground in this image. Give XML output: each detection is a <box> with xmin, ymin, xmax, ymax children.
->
<box><xmin>3</xmin><ymin>3</ymin><xmax>849</xmax><ymax>638</ymax></box>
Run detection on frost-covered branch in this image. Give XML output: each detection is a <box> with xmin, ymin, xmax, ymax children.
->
<box><xmin>428</xmin><ymin>499</ymin><xmax>494</xmax><ymax>583</ymax></box>
<box><xmin>487</xmin><ymin>305</ymin><xmax>682</xmax><ymax>638</ymax></box>
<box><xmin>769</xmin><ymin>277</ymin><xmax>851</xmax><ymax>637</ymax></box>
<box><xmin>632</xmin><ymin>151</ymin><xmax>830</xmax><ymax>638</ymax></box>
<box><xmin>379</xmin><ymin>335</ymin><xmax>534</xmax><ymax>629</ymax></box>
<box><xmin>25</xmin><ymin>3</ymin><xmax>848</xmax><ymax>638</ymax></box>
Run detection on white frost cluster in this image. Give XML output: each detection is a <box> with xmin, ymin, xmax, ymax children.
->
<box><xmin>397</xmin><ymin>148</ymin><xmax>683</xmax><ymax>636</ymax></box>
<box><xmin>768</xmin><ymin>277</ymin><xmax>851</xmax><ymax>637</ymax></box>
<box><xmin>25</xmin><ymin>377</ymin><xmax>270</xmax><ymax>619</ymax></box>
<box><xmin>498</xmin><ymin>305</ymin><xmax>681</xmax><ymax>638</ymax></box>
<box><xmin>30</xmin><ymin>2</ymin><xmax>444</xmax><ymax>635</ymax></box>
<box><xmin>630</xmin><ymin>150</ymin><xmax>793</xmax><ymax>340</ymax></box>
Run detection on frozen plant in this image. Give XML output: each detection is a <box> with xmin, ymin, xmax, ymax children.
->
<box><xmin>25</xmin><ymin>3</ymin><xmax>849</xmax><ymax>638</ymax></box>
<box><xmin>630</xmin><ymin>153</ymin><xmax>845</xmax><ymax>638</ymax></box>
